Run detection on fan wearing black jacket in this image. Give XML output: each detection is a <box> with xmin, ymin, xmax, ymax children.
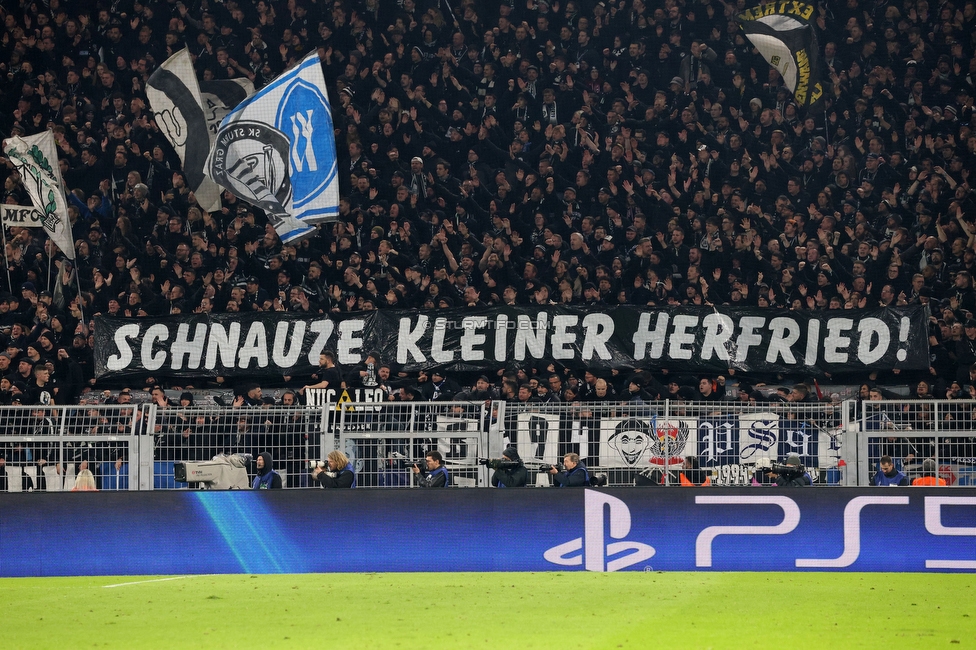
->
<box><xmin>489</xmin><ymin>447</ymin><xmax>528</xmax><ymax>488</ymax></box>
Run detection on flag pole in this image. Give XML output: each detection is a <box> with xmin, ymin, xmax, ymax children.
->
<box><xmin>1</xmin><ymin>225</ymin><xmax>11</xmax><ymax>295</ymax></box>
<box><xmin>47</xmin><ymin>239</ymin><xmax>53</xmax><ymax>293</ymax></box>
<box><xmin>73</xmin><ymin>260</ymin><xmax>86</xmax><ymax>336</ymax></box>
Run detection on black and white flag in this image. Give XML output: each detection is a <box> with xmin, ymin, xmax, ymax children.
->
<box><xmin>738</xmin><ymin>2</ymin><xmax>824</xmax><ymax>107</ymax></box>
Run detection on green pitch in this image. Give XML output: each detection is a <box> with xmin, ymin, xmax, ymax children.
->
<box><xmin>1</xmin><ymin>573</ymin><xmax>973</xmax><ymax>648</ymax></box>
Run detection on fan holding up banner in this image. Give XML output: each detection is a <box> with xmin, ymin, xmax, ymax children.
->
<box><xmin>737</xmin><ymin>1</ymin><xmax>824</xmax><ymax>108</ymax></box>
<box><xmin>204</xmin><ymin>51</ymin><xmax>340</xmax><ymax>244</ymax></box>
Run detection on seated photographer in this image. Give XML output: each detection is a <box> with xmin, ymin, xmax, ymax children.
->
<box><xmin>413</xmin><ymin>450</ymin><xmax>449</xmax><ymax>487</ymax></box>
<box><xmin>870</xmin><ymin>455</ymin><xmax>909</xmax><ymax>486</ymax></box>
<box><xmin>549</xmin><ymin>453</ymin><xmax>589</xmax><ymax>487</ymax></box>
<box><xmin>678</xmin><ymin>456</ymin><xmax>711</xmax><ymax>486</ymax></box>
<box><xmin>310</xmin><ymin>450</ymin><xmax>357</xmax><ymax>488</ymax></box>
<box><xmin>252</xmin><ymin>452</ymin><xmax>283</xmax><ymax>490</ymax></box>
<box><xmin>772</xmin><ymin>454</ymin><xmax>812</xmax><ymax>487</ymax></box>
<box><xmin>911</xmin><ymin>458</ymin><xmax>947</xmax><ymax>486</ymax></box>
<box><xmin>486</xmin><ymin>447</ymin><xmax>528</xmax><ymax>488</ymax></box>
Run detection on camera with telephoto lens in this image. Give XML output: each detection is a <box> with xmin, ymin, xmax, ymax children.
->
<box><xmin>755</xmin><ymin>457</ymin><xmax>805</xmax><ymax>478</ymax></box>
<box><xmin>538</xmin><ymin>463</ymin><xmax>566</xmax><ymax>473</ymax></box>
<box><xmin>391</xmin><ymin>452</ymin><xmax>426</xmax><ymax>471</ymax></box>
<box><xmin>479</xmin><ymin>458</ymin><xmax>519</xmax><ymax>470</ymax></box>
<box><xmin>769</xmin><ymin>462</ymin><xmax>805</xmax><ymax>478</ymax></box>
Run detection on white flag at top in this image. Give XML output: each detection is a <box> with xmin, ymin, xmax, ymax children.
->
<box><xmin>204</xmin><ymin>51</ymin><xmax>340</xmax><ymax>244</ymax></box>
<box><xmin>146</xmin><ymin>48</ymin><xmax>226</xmax><ymax>212</ymax></box>
<box><xmin>3</xmin><ymin>131</ymin><xmax>75</xmax><ymax>259</ymax></box>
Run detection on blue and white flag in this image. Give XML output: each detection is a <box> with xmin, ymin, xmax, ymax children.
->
<box><xmin>205</xmin><ymin>51</ymin><xmax>339</xmax><ymax>244</ymax></box>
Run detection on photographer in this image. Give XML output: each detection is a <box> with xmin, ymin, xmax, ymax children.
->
<box><xmin>413</xmin><ymin>451</ymin><xmax>449</xmax><ymax>488</ymax></box>
<box><xmin>549</xmin><ymin>453</ymin><xmax>589</xmax><ymax>487</ymax></box>
<box><xmin>310</xmin><ymin>450</ymin><xmax>356</xmax><ymax>488</ymax></box>
<box><xmin>772</xmin><ymin>454</ymin><xmax>812</xmax><ymax>487</ymax></box>
<box><xmin>486</xmin><ymin>447</ymin><xmax>528</xmax><ymax>488</ymax></box>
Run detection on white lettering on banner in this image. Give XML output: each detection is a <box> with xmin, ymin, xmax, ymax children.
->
<box><xmin>823</xmin><ymin>318</ymin><xmax>854</xmax><ymax>363</ymax></box>
<box><xmin>514</xmin><ymin>313</ymin><xmax>548</xmax><ymax>360</ymax></box>
<box><xmin>494</xmin><ymin>314</ymin><xmax>509</xmax><ymax>361</ymax></box>
<box><xmin>551</xmin><ymin>314</ymin><xmax>578</xmax><ymax>360</ymax></box>
<box><xmin>695</xmin><ymin>496</ymin><xmax>800</xmax><ymax>567</ymax></box>
<box><xmin>699</xmin><ymin>421</ymin><xmax>735</xmax><ymax>464</ymax></box>
<box><xmin>701</xmin><ymin>313</ymin><xmax>735</xmax><ymax>361</ymax></box>
<box><xmin>544</xmin><ymin>490</ymin><xmax>655</xmax><ymax>572</ymax></box>
<box><xmin>712</xmin><ymin>464</ymin><xmax>752</xmax><ymax>486</ymax></box>
<box><xmin>272</xmin><ymin>321</ymin><xmax>305</xmax><ymax>366</ymax></box>
<box><xmin>632</xmin><ymin>312</ymin><xmax>669</xmax><ymax>360</ymax></box>
<box><xmin>782</xmin><ymin>426</ymin><xmax>814</xmax><ymax>459</ymax></box>
<box><xmin>142</xmin><ymin>324</ymin><xmax>170</xmax><ymax>371</ymax></box>
<box><xmin>170</xmin><ymin>323</ymin><xmax>208</xmax><ymax>370</ymax></box>
<box><xmin>397</xmin><ymin>316</ymin><xmax>427</xmax><ymax>364</ymax></box>
<box><xmin>321</xmin><ymin>389</ymin><xmax>386</xmax><ymax>416</ymax></box>
<box><xmin>238</xmin><ymin>321</ymin><xmax>269</xmax><ymax>368</ymax></box>
<box><xmin>336</xmin><ymin>319</ymin><xmax>365</xmax><ymax>364</ymax></box>
<box><xmin>306</xmin><ymin>320</ymin><xmax>335</xmax><ymax>364</ymax></box>
<box><xmin>205</xmin><ymin>322</ymin><xmax>241</xmax><ymax>369</ymax></box>
<box><xmin>581</xmin><ymin>313</ymin><xmax>614</xmax><ymax>360</ymax></box>
<box><xmin>804</xmin><ymin>319</ymin><xmax>820</xmax><ymax>365</ymax></box>
<box><xmin>924</xmin><ymin>497</ymin><xmax>976</xmax><ymax>569</ymax></box>
<box><xmin>430</xmin><ymin>318</ymin><xmax>455</xmax><ymax>363</ymax></box>
<box><xmin>460</xmin><ymin>316</ymin><xmax>487</xmax><ymax>361</ymax></box>
<box><xmin>734</xmin><ymin>316</ymin><xmax>766</xmax><ymax>363</ymax></box>
<box><xmin>766</xmin><ymin>317</ymin><xmax>800</xmax><ymax>364</ymax></box>
<box><xmin>668</xmin><ymin>315</ymin><xmax>698</xmax><ymax>360</ymax></box>
<box><xmin>857</xmin><ymin>318</ymin><xmax>890</xmax><ymax>365</ymax></box>
<box><xmin>105</xmin><ymin>324</ymin><xmax>140</xmax><ymax>371</ymax></box>
<box><xmin>795</xmin><ymin>496</ymin><xmax>909</xmax><ymax>568</ymax></box>
<box><xmin>97</xmin><ymin>306</ymin><xmax>924</xmax><ymax>377</ymax></box>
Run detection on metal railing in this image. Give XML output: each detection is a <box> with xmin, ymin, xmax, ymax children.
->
<box><xmin>334</xmin><ymin>400</ymin><xmax>496</xmax><ymax>487</ymax></box>
<box><xmin>501</xmin><ymin>400</ymin><xmax>851</xmax><ymax>487</ymax></box>
<box><xmin>1</xmin><ymin>399</ymin><xmax>974</xmax><ymax>490</ymax></box>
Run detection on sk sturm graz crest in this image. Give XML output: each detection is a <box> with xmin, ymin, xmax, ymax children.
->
<box><xmin>210</xmin><ymin>122</ymin><xmax>292</xmax><ymax>213</ymax></box>
<box><xmin>204</xmin><ymin>51</ymin><xmax>339</xmax><ymax>243</ymax></box>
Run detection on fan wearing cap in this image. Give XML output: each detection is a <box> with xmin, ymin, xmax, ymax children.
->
<box><xmin>772</xmin><ymin>454</ymin><xmax>812</xmax><ymax>487</ymax></box>
<box><xmin>420</xmin><ymin>369</ymin><xmax>461</xmax><ymax>401</ymax></box>
<box><xmin>244</xmin><ymin>276</ymin><xmax>271</xmax><ymax>309</ymax></box>
<box><xmin>488</xmin><ymin>447</ymin><xmax>528</xmax><ymax>488</ymax></box>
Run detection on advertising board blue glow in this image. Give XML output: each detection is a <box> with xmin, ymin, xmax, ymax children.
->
<box><xmin>0</xmin><ymin>489</ymin><xmax>973</xmax><ymax>577</ymax></box>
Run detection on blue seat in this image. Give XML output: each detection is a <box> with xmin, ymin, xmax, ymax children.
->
<box><xmin>154</xmin><ymin>461</ymin><xmax>176</xmax><ymax>489</ymax></box>
<box><xmin>99</xmin><ymin>462</ymin><xmax>129</xmax><ymax>490</ymax></box>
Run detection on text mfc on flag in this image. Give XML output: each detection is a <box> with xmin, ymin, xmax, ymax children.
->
<box><xmin>2</xmin><ymin>131</ymin><xmax>75</xmax><ymax>259</ymax></box>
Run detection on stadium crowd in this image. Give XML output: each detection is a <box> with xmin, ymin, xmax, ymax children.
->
<box><xmin>0</xmin><ymin>0</ymin><xmax>975</xmax><ymax>408</ymax></box>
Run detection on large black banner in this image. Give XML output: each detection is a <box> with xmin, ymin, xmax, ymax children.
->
<box><xmin>93</xmin><ymin>306</ymin><xmax>930</xmax><ymax>379</ymax></box>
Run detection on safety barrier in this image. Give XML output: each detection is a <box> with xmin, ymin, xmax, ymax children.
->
<box><xmin>501</xmin><ymin>400</ymin><xmax>852</xmax><ymax>486</ymax></box>
<box><xmin>0</xmin><ymin>400</ymin><xmax>974</xmax><ymax>489</ymax></box>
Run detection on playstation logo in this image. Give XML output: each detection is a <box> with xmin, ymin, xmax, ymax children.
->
<box><xmin>544</xmin><ymin>490</ymin><xmax>656</xmax><ymax>572</ymax></box>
